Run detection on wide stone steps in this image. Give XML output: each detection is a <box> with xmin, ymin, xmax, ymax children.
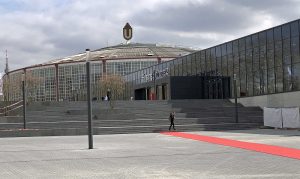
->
<box><xmin>0</xmin><ymin>99</ymin><xmax>264</xmax><ymax>137</ymax></box>
<box><xmin>0</xmin><ymin>122</ymin><xmax>262</xmax><ymax>137</ymax></box>
<box><xmin>0</xmin><ymin>116</ymin><xmax>263</xmax><ymax>130</ymax></box>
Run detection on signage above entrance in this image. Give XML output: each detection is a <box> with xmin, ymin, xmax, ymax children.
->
<box><xmin>142</xmin><ymin>68</ymin><xmax>169</xmax><ymax>82</ymax></box>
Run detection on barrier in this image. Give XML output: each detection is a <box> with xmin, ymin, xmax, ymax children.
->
<box><xmin>282</xmin><ymin>108</ymin><xmax>300</xmax><ymax>128</ymax></box>
<box><xmin>263</xmin><ymin>107</ymin><xmax>283</xmax><ymax>128</ymax></box>
<box><xmin>263</xmin><ymin>107</ymin><xmax>300</xmax><ymax>128</ymax></box>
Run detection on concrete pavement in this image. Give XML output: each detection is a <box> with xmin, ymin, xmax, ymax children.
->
<box><xmin>0</xmin><ymin>129</ymin><xmax>299</xmax><ymax>178</ymax></box>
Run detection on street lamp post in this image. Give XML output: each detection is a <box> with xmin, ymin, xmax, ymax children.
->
<box><xmin>86</xmin><ymin>49</ymin><xmax>93</xmax><ymax>149</ymax></box>
<box><xmin>22</xmin><ymin>72</ymin><xmax>26</xmax><ymax>129</ymax></box>
<box><xmin>153</xmin><ymin>70</ymin><xmax>157</xmax><ymax>100</ymax></box>
<box><xmin>233</xmin><ymin>74</ymin><xmax>238</xmax><ymax>123</ymax></box>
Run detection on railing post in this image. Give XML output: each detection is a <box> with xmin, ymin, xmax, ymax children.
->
<box><xmin>234</xmin><ymin>74</ymin><xmax>238</xmax><ymax>123</ymax></box>
<box><xmin>86</xmin><ymin>49</ymin><xmax>93</xmax><ymax>149</ymax></box>
<box><xmin>22</xmin><ymin>73</ymin><xmax>26</xmax><ymax>129</ymax></box>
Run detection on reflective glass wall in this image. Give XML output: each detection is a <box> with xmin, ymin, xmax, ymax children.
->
<box><xmin>124</xmin><ymin>20</ymin><xmax>300</xmax><ymax>99</ymax></box>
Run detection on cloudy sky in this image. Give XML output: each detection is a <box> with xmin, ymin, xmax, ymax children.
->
<box><xmin>0</xmin><ymin>0</ymin><xmax>300</xmax><ymax>71</ymax></box>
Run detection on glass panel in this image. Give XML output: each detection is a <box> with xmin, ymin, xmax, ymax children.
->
<box><xmin>274</xmin><ymin>40</ymin><xmax>283</xmax><ymax>67</ymax></box>
<box><xmin>282</xmin><ymin>24</ymin><xmax>291</xmax><ymax>39</ymax></box>
<box><xmin>205</xmin><ymin>49</ymin><xmax>211</xmax><ymax>72</ymax></box>
<box><xmin>283</xmin><ymin>38</ymin><xmax>291</xmax><ymax>65</ymax></box>
<box><xmin>222</xmin><ymin>55</ymin><xmax>227</xmax><ymax>76</ymax></box>
<box><xmin>259</xmin><ymin>32</ymin><xmax>267</xmax><ymax>44</ymax></box>
<box><xmin>233</xmin><ymin>41</ymin><xmax>239</xmax><ymax>77</ymax></box>
<box><xmin>216</xmin><ymin>56</ymin><xmax>222</xmax><ymax>73</ymax></box>
<box><xmin>284</xmin><ymin>65</ymin><xmax>292</xmax><ymax>91</ymax></box>
<box><xmin>246</xmin><ymin>49</ymin><xmax>253</xmax><ymax>95</ymax></box>
<box><xmin>291</xmin><ymin>21</ymin><xmax>299</xmax><ymax>37</ymax></box>
<box><xmin>186</xmin><ymin>55</ymin><xmax>192</xmax><ymax>76</ymax></box>
<box><xmin>182</xmin><ymin>57</ymin><xmax>187</xmax><ymax>76</ymax></box>
<box><xmin>227</xmin><ymin>53</ymin><xmax>233</xmax><ymax>77</ymax></box>
<box><xmin>246</xmin><ymin>36</ymin><xmax>252</xmax><ymax>49</ymax></box>
<box><xmin>221</xmin><ymin>44</ymin><xmax>227</xmax><ymax>56</ymax></box>
<box><xmin>267</xmin><ymin>42</ymin><xmax>274</xmax><ymax>68</ymax></box>
<box><xmin>200</xmin><ymin>51</ymin><xmax>206</xmax><ymax>73</ymax></box>
<box><xmin>267</xmin><ymin>29</ymin><xmax>273</xmax><ymax>43</ymax></box>
<box><xmin>253</xmin><ymin>47</ymin><xmax>260</xmax><ymax>71</ymax></box>
<box><xmin>216</xmin><ymin>46</ymin><xmax>221</xmax><ymax>57</ymax></box>
<box><xmin>211</xmin><ymin>48</ymin><xmax>216</xmax><ymax>73</ymax></box>
<box><xmin>247</xmin><ymin>72</ymin><xmax>253</xmax><ymax>96</ymax></box>
<box><xmin>292</xmin><ymin>63</ymin><xmax>300</xmax><ymax>90</ymax></box>
<box><xmin>246</xmin><ymin>49</ymin><xmax>253</xmax><ymax>73</ymax></box>
<box><xmin>260</xmin><ymin>45</ymin><xmax>267</xmax><ymax>70</ymax></box>
<box><xmin>252</xmin><ymin>34</ymin><xmax>259</xmax><ymax>47</ymax></box>
<box><xmin>193</xmin><ymin>52</ymin><xmax>199</xmax><ymax>74</ymax></box>
<box><xmin>274</xmin><ymin>26</ymin><xmax>282</xmax><ymax>41</ymax></box>
<box><xmin>259</xmin><ymin>32</ymin><xmax>267</xmax><ymax>71</ymax></box>
<box><xmin>261</xmin><ymin>69</ymin><xmax>268</xmax><ymax>94</ymax></box>
<box><xmin>275</xmin><ymin>66</ymin><xmax>283</xmax><ymax>93</ymax></box>
<box><xmin>233</xmin><ymin>44</ymin><xmax>240</xmax><ymax>97</ymax></box>
<box><xmin>233</xmin><ymin>40</ymin><xmax>239</xmax><ymax>53</ymax></box>
<box><xmin>227</xmin><ymin>42</ymin><xmax>233</xmax><ymax>53</ymax></box>
<box><xmin>221</xmin><ymin>44</ymin><xmax>227</xmax><ymax>76</ymax></box>
<box><xmin>267</xmin><ymin>68</ymin><xmax>275</xmax><ymax>94</ymax></box>
<box><xmin>240</xmin><ymin>51</ymin><xmax>246</xmax><ymax>96</ymax></box>
<box><xmin>216</xmin><ymin>46</ymin><xmax>221</xmax><ymax>73</ymax></box>
<box><xmin>233</xmin><ymin>53</ymin><xmax>239</xmax><ymax>76</ymax></box>
<box><xmin>169</xmin><ymin>63</ymin><xmax>175</xmax><ymax>76</ymax></box>
<box><xmin>191</xmin><ymin>53</ymin><xmax>197</xmax><ymax>75</ymax></box>
<box><xmin>253</xmin><ymin>70</ymin><xmax>260</xmax><ymax>95</ymax></box>
<box><xmin>239</xmin><ymin>38</ymin><xmax>246</xmax><ymax>51</ymax></box>
<box><xmin>291</xmin><ymin>36</ymin><xmax>300</xmax><ymax>64</ymax></box>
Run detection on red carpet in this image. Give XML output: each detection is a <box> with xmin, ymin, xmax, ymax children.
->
<box><xmin>161</xmin><ymin>131</ymin><xmax>300</xmax><ymax>160</ymax></box>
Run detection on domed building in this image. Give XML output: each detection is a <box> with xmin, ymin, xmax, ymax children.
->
<box><xmin>2</xmin><ymin>43</ymin><xmax>194</xmax><ymax>101</ymax></box>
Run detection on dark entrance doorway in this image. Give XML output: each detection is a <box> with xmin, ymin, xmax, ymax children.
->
<box><xmin>203</xmin><ymin>76</ymin><xmax>231</xmax><ymax>99</ymax></box>
<box><xmin>162</xmin><ymin>84</ymin><xmax>167</xmax><ymax>100</ymax></box>
<box><xmin>170</xmin><ymin>76</ymin><xmax>231</xmax><ymax>99</ymax></box>
<box><xmin>135</xmin><ymin>88</ymin><xmax>146</xmax><ymax>100</ymax></box>
<box><xmin>146</xmin><ymin>88</ymin><xmax>151</xmax><ymax>100</ymax></box>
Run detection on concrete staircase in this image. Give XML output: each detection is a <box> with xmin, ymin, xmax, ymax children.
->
<box><xmin>0</xmin><ymin>100</ymin><xmax>263</xmax><ymax>137</ymax></box>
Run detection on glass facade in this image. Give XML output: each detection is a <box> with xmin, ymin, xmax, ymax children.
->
<box><xmin>58</xmin><ymin>63</ymin><xmax>87</xmax><ymax>101</ymax></box>
<box><xmin>124</xmin><ymin>19</ymin><xmax>300</xmax><ymax>99</ymax></box>
<box><xmin>2</xmin><ymin>57</ymin><xmax>161</xmax><ymax>101</ymax></box>
<box><xmin>27</xmin><ymin>66</ymin><xmax>56</xmax><ymax>101</ymax></box>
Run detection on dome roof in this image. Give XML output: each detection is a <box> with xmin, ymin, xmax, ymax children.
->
<box><xmin>42</xmin><ymin>43</ymin><xmax>195</xmax><ymax>65</ymax></box>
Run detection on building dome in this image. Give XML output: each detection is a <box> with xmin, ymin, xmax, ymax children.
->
<box><xmin>39</xmin><ymin>43</ymin><xmax>194</xmax><ymax>66</ymax></box>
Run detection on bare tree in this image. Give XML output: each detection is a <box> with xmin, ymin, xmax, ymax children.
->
<box><xmin>2</xmin><ymin>75</ymin><xmax>10</xmax><ymax>102</ymax></box>
<box><xmin>2</xmin><ymin>73</ymin><xmax>22</xmax><ymax>102</ymax></box>
<box><xmin>99</xmin><ymin>74</ymin><xmax>125</xmax><ymax>108</ymax></box>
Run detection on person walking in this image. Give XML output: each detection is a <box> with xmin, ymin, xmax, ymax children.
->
<box><xmin>107</xmin><ymin>89</ymin><xmax>111</xmax><ymax>101</ymax></box>
<box><xmin>169</xmin><ymin>112</ymin><xmax>176</xmax><ymax>131</ymax></box>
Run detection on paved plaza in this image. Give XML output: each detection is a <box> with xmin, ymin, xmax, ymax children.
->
<box><xmin>0</xmin><ymin>129</ymin><xmax>300</xmax><ymax>178</ymax></box>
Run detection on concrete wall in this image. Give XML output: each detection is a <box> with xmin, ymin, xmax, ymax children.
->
<box><xmin>230</xmin><ymin>91</ymin><xmax>300</xmax><ymax>108</ymax></box>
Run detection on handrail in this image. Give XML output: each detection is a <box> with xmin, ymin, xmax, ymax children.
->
<box><xmin>0</xmin><ymin>101</ymin><xmax>23</xmax><ymax>116</ymax></box>
<box><xmin>0</xmin><ymin>105</ymin><xmax>23</xmax><ymax>115</ymax></box>
<box><xmin>0</xmin><ymin>100</ymin><xmax>23</xmax><ymax>110</ymax></box>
